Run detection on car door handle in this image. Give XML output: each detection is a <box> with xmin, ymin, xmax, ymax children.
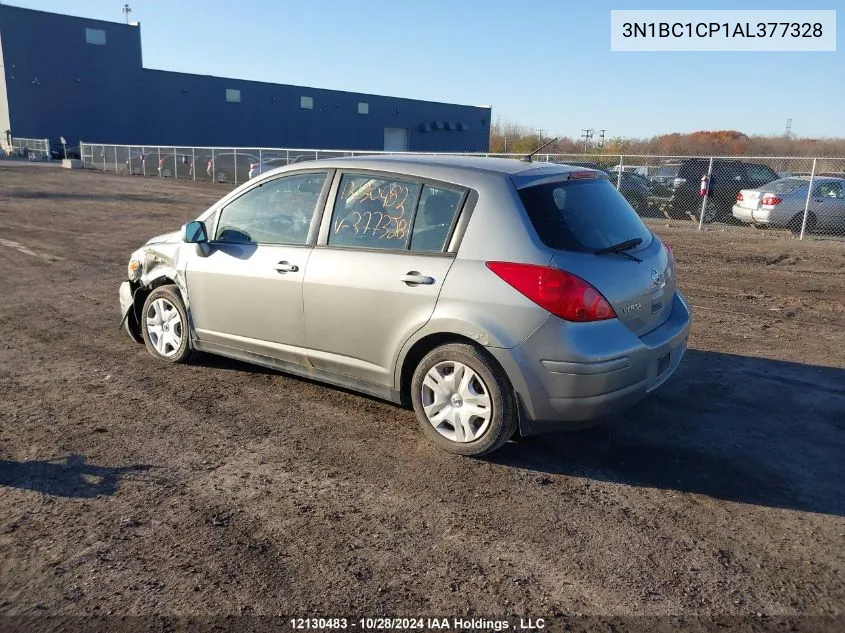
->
<box><xmin>400</xmin><ymin>272</ymin><xmax>435</xmax><ymax>285</ymax></box>
<box><xmin>274</xmin><ymin>261</ymin><xmax>299</xmax><ymax>273</ymax></box>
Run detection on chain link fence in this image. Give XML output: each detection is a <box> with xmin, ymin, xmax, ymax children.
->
<box><xmin>79</xmin><ymin>143</ymin><xmax>845</xmax><ymax>241</ymax></box>
<box><xmin>6</xmin><ymin>137</ymin><xmax>51</xmax><ymax>160</ymax></box>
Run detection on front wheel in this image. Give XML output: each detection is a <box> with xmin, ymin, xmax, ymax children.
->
<box><xmin>411</xmin><ymin>343</ymin><xmax>516</xmax><ymax>456</ymax></box>
<box><xmin>140</xmin><ymin>286</ymin><xmax>194</xmax><ymax>363</ymax></box>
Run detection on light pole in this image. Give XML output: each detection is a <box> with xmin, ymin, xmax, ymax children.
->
<box><xmin>121</xmin><ymin>4</ymin><xmax>132</xmax><ymax>24</ymax></box>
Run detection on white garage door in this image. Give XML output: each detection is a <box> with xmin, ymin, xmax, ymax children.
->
<box><xmin>383</xmin><ymin>127</ymin><xmax>409</xmax><ymax>152</ymax></box>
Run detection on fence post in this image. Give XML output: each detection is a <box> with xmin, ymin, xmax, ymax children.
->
<box><xmin>799</xmin><ymin>158</ymin><xmax>817</xmax><ymax>240</ymax></box>
<box><xmin>173</xmin><ymin>147</ymin><xmax>178</xmax><ymax>181</ymax></box>
<box><xmin>616</xmin><ymin>155</ymin><xmax>624</xmax><ymax>190</ymax></box>
<box><xmin>102</xmin><ymin>147</ymin><xmax>106</xmax><ymax>171</ymax></box>
<box><xmin>697</xmin><ymin>156</ymin><xmax>714</xmax><ymax>231</ymax></box>
<box><xmin>234</xmin><ymin>148</ymin><xmax>238</xmax><ymax>186</ymax></box>
<box><xmin>192</xmin><ymin>147</ymin><xmax>196</xmax><ymax>181</ymax></box>
<box><xmin>212</xmin><ymin>147</ymin><xmax>216</xmax><ymax>182</ymax></box>
<box><xmin>259</xmin><ymin>148</ymin><xmax>263</xmax><ymax>174</ymax></box>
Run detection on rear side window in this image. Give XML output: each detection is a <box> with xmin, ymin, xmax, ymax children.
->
<box><xmin>766</xmin><ymin>178</ymin><xmax>807</xmax><ymax>194</ymax></box>
<box><xmin>815</xmin><ymin>181</ymin><xmax>844</xmax><ymax>199</ymax></box>
<box><xmin>517</xmin><ymin>179</ymin><xmax>653</xmax><ymax>252</ymax></box>
<box><xmin>329</xmin><ymin>174</ymin><xmax>421</xmax><ymax>250</ymax></box>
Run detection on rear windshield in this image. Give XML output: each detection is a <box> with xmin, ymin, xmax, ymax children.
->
<box><xmin>764</xmin><ymin>178</ymin><xmax>807</xmax><ymax>194</ymax></box>
<box><xmin>517</xmin><ymin>178</ymin><xmax>653</xmax><ymax>252</ymax></box>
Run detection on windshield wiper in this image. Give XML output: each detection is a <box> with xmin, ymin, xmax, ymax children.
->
<box><xmin>594</xmin><ymin>237</ymin><xmax>643</xmax><ymax>263</ymax></box>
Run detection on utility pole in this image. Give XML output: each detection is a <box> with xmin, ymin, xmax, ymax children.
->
<box><xmin>581</xmin><ymin>129</ymin><xmax>593</xmax><ymax>153</ymax></box>
<box><xmin>121</xmin><ymin>4</ymin><xmax>132</xmax><ymax>24</ymax></box>
<box><xmin>785</xmin><ymin>118</ymin><xmax>792</xmax><ymax>139</ymax></box>
<box><xmin>598</xmin><ymin>129</ymin><xmax>606</xmax><ymax>149</ymax></box>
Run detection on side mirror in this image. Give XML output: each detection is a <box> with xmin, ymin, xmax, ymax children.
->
<box><xmin>184</xmin><ymin>220</ymin><xmax>208</xmax><ymax>243</ymax></box>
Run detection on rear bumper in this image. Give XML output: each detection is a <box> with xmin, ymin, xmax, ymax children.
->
<box><xmin>732</xmin><ymin>204</ymin><xmax>772</xmax><ymax>224</ymax></box>
<box><xmin>488</xmin><ymin>291</ymin><xmax>691</xmax><ymax>436</ymax></box>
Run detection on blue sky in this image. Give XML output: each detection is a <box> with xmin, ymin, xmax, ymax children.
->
<box><xmin>6</xmin><ymin>0</ymin><xmax>843</xmax><ymax>138</ymax></box>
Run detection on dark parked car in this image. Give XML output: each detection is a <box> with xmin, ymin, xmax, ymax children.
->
<box><xmin>615</xmin><ymin>171</ymin><xmax>651</xmax><ymax>214</ymax></box>
<box><xmin>649</xmin><ymin>164</ymin><xmax>681</xmax><ymax>198</ymax></box>
<box><xmin>570</xmin><ymin>163</ymin><xmax>651</xmax><ymax>214</ymax></box>
<box><xmin>668</xmin><ymin>159</ymin><xmax>779</xmax><ymax>223</ymax></box>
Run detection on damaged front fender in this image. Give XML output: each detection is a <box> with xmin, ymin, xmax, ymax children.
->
<box><xmin>120</xmin><ymin>234</ymin><xmax>192</xmax><ymax>344</ymax></box>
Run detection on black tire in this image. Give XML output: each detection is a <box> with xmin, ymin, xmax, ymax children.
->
<box><xmin>410</xmin><ymin>343</ymin><xmax>516</xmax><ymax>456</ymax></box>
<box><xmin>691</xmin><ymin>199</ymin><xmax>719</xmax><ymax>224</ymax></box>
<box><xmin>665</xmin><ymin>203</ymin><xmax>688</xmax><ymax>220</ymax></box>
<box><xmin>788</xmin><ymin>213</ymin><xmax>816</xmax><ymax>235</ymax></box>
<box><xmin>140</xmin><ymin>285</ymin><xmax>194</xmax><ymax>363</ymax></box>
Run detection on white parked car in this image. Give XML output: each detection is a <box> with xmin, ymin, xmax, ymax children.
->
<box><xmin>732</xmin><ymin>177</ymin><xmax>845</xmax><ymax>233</ymax></box>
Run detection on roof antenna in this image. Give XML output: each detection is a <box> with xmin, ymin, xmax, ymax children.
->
<box><xmin>522</xmin><ymin>137</ymin><xmax>558</xmax><ymax>162</ymax></box>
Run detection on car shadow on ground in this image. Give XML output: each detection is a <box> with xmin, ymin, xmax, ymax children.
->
<box><xmin>0</xmin><ymin>455</ymin><xmax>152</xmax><ymax>498</ymax></box>
<box><xmin>490</xmin><ymin>349</ymin><xmax>845</xmax><ymax>517</ymax></box>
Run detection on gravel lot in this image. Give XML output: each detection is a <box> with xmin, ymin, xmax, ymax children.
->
<box><xmin>1</xmin><ymin>164</ymin><xmax>843</xmax><ymax>631</ymax></box>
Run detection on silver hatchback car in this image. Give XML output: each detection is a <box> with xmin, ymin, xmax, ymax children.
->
<box><xmin>120</xmin><ymin>156</ymin><xmax>691</xmax><ymax>455</ymax></box>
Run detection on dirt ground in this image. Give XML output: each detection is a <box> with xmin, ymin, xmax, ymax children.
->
<box><xmin>1</xmin><ymin>164</ymin><xmax>843</xmax><ymax>632</ymax></box>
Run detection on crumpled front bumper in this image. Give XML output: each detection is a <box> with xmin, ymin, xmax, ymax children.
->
<box><xmin>119</xmin><ymin>281</ymin><xmax>143</xmax><ymax>343</ymax></box>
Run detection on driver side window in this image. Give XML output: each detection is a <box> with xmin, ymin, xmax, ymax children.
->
<box><xmin>215</xmin><ymin>172</ymin><xmax>327</xmax><ymax>245</ymax></box>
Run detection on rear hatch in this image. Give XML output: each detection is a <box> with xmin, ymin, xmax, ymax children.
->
<box><xmin>515</xmin><ymin>173</ymin><xmax>675</xmax><ymax>337</ymax></box>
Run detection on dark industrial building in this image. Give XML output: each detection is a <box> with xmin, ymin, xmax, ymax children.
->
<box><xmin>0</xmin><ymin>4</ymin><xmax>491</xmax><ymax>152</ymax></box>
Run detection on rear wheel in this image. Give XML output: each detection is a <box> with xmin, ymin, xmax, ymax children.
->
<box><xmin>411</xmin><ymin>343</ymin><xmax>516</xmax><ymax>456</ymax></box>
<box><xmin>140</xmin><ymin>286</ymin><xmax>193</xmax><ymax>363</ymax></box>
<box><xmin>788</xmin><ymin>213</ymin><xmax>816</xmax><ymax>235</ymax></box>
<box><xmin>692</xmin><ymin>199</ymin><xmax>719</xmax><ymax>224</ymax></box>
<box><xmin>216</xmin><ymin>170</ymin><xmax>228</xmax><ymax>183</ymax></box>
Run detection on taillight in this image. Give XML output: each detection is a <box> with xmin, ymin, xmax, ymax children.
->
<box><xmin>250</xmin><ymin>163</ymin><xmax>258</xmax><ymax>170</ymax></box>
<box><xmin>159</xmin><ymin>159</ymin><xmax>165</xmax><ymax>167</ymax></box>
<box><xmin>761</xmin><ymin>195</ymin><xmax>782</xmax><ymax>206</ymax></box>
<box><xmin>665</xmin><ymin>243</ymin><xmax>673</xmax><ymax>256</ymax></box>
<box><xmin>736</xmin><ymin>192</ymin><xmax>744</xmax><ymax>202</ymax></box>
<box><xmin>486</xmin><ymin>262</ymin><xmax>616</xmax><ymax>322</ymax></box>
<box><xmin>207</xmin><ymin>160</ymin><xmax>212</xmax><ymax>167</ymax></box>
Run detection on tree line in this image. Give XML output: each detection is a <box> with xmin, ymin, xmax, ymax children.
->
<box><xmin>489</xmin><ymin>120</ymin><xmax>845</xmax><ymax>157</ymax></box>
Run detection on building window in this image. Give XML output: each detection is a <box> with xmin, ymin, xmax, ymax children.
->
<box><xmin>300</xmin><ymin>96</ymin><xmax>314</xmax><ymax>110</ymax></box>
<box><xmin>85</xmin><ymin>28</ymin><xmax>107</xmax><ymax>45</ymax></box>
<box><xmin>226</xmin><ymin>89</ymin><xmax>241</xmax><ymax>103</ymax></box>
<box><xmin>358</xmin><ymin>102</ymin><xmax>369</xmax><ymax>115</ymax></box>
